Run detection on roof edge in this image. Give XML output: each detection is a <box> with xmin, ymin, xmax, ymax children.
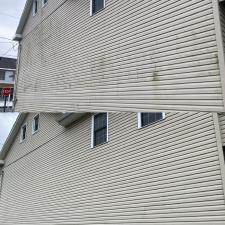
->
<box><xmin>0</xmin><ymin>113</ymin><xmax>27</xmax><ymax>160</ymax></box>
<box><xmin>57</xmin><ymin>113</ymin><xmax>87</xmax><ymax>127</ymax></box>
<box><xmin>14</xmin><ymin>0</ymin><xmax>33</xmax><ymax>39</ymax></box>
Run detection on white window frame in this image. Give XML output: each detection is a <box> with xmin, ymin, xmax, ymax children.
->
<box><xmin>20</xmin><ymin>123</ymin><xmax>27</xmax><ymax>143</ymax></box>
<box><xmin>91</xmin><ymin>112</ymin><xmax>109</xmax><ymax>148</ymax></box>
<box><xmin>32</xmin><ymin>114</ymin><xmax>40</xmax><ymax>135</ymax></box>
<box><xmin>33</xmin><ymin>0</ymin><xmax>38</xmax><ymax>16</ymax></box>
<box><xmin>90</xmin><ymin>0</ymin><xmax>106</xmax><ymax>16</ymax></box>
<box><xmin>42</xmin><ymin>0</ymin><xmax>48</xmax><ymax>7</ymax></box>
<box><xmin>137</xmin><ymin>112</ymin><xmax>166</xmax><ymax>129</ymax></box>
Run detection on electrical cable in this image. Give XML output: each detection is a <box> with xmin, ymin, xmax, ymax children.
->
<box><xmin>0</xmin><ymin>12</ymin><xmax>19</xmax><ymax>20</ymax></box>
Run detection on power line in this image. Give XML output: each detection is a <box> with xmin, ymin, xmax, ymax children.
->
<box><xmin>0</xmin><ymin>43</ymin><xmax>18</xmax><ymax>57</ymax></box>
<box><xmin>0</xmin><ymin>12</ymin><xmax>19</xmax><ymax>20</ymax></box>
<box><xmin>0</xmin><ymin>37</ymin><xmax>13</xmax><ymax>41</ymax></box>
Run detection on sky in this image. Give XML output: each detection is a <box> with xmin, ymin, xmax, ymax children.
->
<box><xmin>0</xmin><ymin>0</ymin><xmax>26</xmax><ymax>58</ymax></box>
<box><xmin>0</xmin><ymin>113</ymin><xmax>18</xmax><ymax>150</ymax></box>
<box><xmin>0</xmin><ymin>1</ymin><xmax>25</xmax><ymax>150</ymax></box>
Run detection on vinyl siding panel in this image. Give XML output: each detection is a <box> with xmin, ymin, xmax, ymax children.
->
<box><xmin>219</xmin><ymin>1</ymin><xmax>225</xmax><ymax>56</ymax></box>
<box><xmin>15</xmin><ymin>0</ymin><xmax>224</xmax><ymax>112</ymax></box>
<box><xmin>0</xmin><ymin>112</ymin><xmax>225</xmax><ymax>224</ymax></box>
<box><xmin>219</xmin><ymin>113</ymin><xmax>225</xmax><ymax>146</ymax></box>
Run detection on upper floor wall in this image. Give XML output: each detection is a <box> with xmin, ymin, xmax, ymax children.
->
<box><xmin>14</xmin><ymin>0</ymin><xmax>225</xmax><ymax>112</ymax></box>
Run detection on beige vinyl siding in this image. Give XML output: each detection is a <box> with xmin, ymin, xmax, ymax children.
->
<box><xmin>219</xmin><ymin>113</ymin><xmax>225</xmax><ymax>146</ymax></box>
<box><xmin>0</xmin><ymin>112</ymin><xmax>225</xmax><ymax>224</ymax></box>
<box><xmin>219</xmin><ymin>1</ymin><xmax>225</xmax><ymax>56</ymax></box>
<box><xmin>15</xmin><ymin>0</ymin><xmax>224</xmax><ymax>113</ymax></box>
<box><xmin>4</xmin><ymin>113</ymin><xmax>64</xmax><ymax>165</ymax></box>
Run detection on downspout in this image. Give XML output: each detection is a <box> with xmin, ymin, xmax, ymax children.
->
<box><xmin>12</xmin><ymin>42</ymin><xmax>22</xmax><ymax>112</ymax></box>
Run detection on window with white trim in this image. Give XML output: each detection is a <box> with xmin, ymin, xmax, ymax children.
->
<box><xmin>42</xmin><ymin>0</ymin><xmax>48</xmax><ymax>7</ymax></box>
<box><xmin>90</xmin><ymin>0</ymin><xmax>105</xmax><ymax>16</ymax></box>
<box><xmin>91</xmin><ymin>113</ymin><xmax>108</xmax><ymax>148</ymax></box>
<box><xmin>32</xmin><ymin>114</ymin><xmax>40</xmax><ymax>134</ymax></box>
<box><xmin>138</xmin><ymin>112</ymin><xmax>165</xmax><ymax>128</ymax></box>
<box><xmin>33</xmin><ymin>0</ymin><xmax>38</xmax><ymax>16</ymax></box>
<box><xmin>20</xmin><ymin>124</ymin><xmax>27</xmax><ymax>142</ymax></box>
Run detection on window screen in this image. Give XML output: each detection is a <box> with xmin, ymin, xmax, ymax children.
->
<box><xmin>92</xmin><ymin>0</ymin><xmax>104</xmax><ymax>15</ymax></box>
<box><xmin>33</xmin><ymin>114</ymin><xmax>39</xmax><ymax>132</ymax></box>
<box><xmin>141</xmin><ymin>112</ymin><xmax>164</xmax><ymax>127</ymax></box>
<box><xmin>93</xmin><ymin>113</ymin><xmax>107</xmax><ymax>147</ymax></box>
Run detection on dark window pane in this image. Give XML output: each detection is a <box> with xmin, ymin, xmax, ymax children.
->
<box><xmin>92</xmin><ymin>0</ymin><xmax>104</xmax><ymax>14</ymax></box>
<box><xmin>141</xmin><ymin>112</ymin><xmax>164</xmax><ymax>127</ymax></box>
<box><xmin>0</xmin><ymin>70</ymin><xmax>5</xmax><ymax>80</ymax></box>
<box><xmin>34</xmin><ymin>115</ymin><xmax>39</xmax><ymax>131</ymax></box>
<box><xmin>34</xmin><ymin>0</ymin><xmax>38</xmax><ymax>14</ymax></box>
<box><xmin>22</xmin><ymin>125</ymin><xmax>26</xmax><ymax>140</ymax></box>
<box><xmin>94</xmin><ymin>113</ymin><xmax>107</xmax><ymax>146</ymax></box>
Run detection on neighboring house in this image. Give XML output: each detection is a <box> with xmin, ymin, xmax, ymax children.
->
<box><xmin>0</xmin><ymin>57</ymin><xmax>16</xmax><ymax>112</ymax></box>
<box><xmin>12</xmin><ymin>0</ymin><xmax>225</xmax><ymax>113</ymax></box>
<box><xmin>1</xmin><ymin>111</ymin><xmax>225</xmax><ymax>224</ymax></box>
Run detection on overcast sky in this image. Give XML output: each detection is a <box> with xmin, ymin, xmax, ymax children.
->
<box><xmin>0</xmin><ymin>0</ymin><xmax>26</xmax><ymax>58</ymax></box>
<box><xmin>0</xmin><ymin>113</ymin><xmax>18</xmax><ymax>150</ymax></box>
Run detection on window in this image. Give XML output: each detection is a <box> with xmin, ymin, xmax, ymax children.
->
<box><xmin>20</xmin><ymin>124</ymin><xmax>27</xmax><ymax>142</ymax></box>
<box><xmin>32</xmin><ymin>114</ymin><xmax>40</xmax><ymax>134</ymax></box>
<box><xmin>138</xmin><ymin>112</ymin><xmax>165</xmax><ymax>128</ymax></box>
<box><xmin>90</xmin><ymin>0</ymin><xmax>105</xmax><ymax>16</ymax></box>
<box><xmin>33</xmin><ymin>0</ymin><xmax>38</xmax><ymax>16</ymax></box>
<box><xmin>91</xmin><ymin>113</ymin><xmax>108</xmax><ymax>148</ymax></box>
<box><xmin>223</xmin><ymin>146</ymin><xmax>225</xmax><ymax>163</ymax></box>
<box><xmin>0</xmin><ymin>70</ymin><xmax>5</xmax><ymax>80</ymax></box>
<box><xmin>42</xmin><ymin>0</ymin><xmax>48</xmax><ymax>7</ymax></box>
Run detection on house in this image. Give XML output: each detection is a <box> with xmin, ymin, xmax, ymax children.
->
<box><xmin>0</xmin><ymin>57</ymin><xmax>16</xmax><ymax>112</ymax></box>
<box><xmin>1</xmin><ymin>111</ymin><xmax>225</xmax><ymax>224</ymax></box>
<box><xmin>12</xmin><ymin>0</ymin><xmax>225</xmax><ymax>113</ymax></box>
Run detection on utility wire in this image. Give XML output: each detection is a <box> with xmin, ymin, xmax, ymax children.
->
<box><xmin>0</xmin><ymin>12</ymin><xmax>19</xmax><ymax>20</ymax></box>
<box><xmin>0</xmin><ymin>37</ymin><xmax>13</xmax><ymax>41</ymax></box>
<box><xmin>0</xmin><ymin>43</ymin><xmax>18</xmax><ymax>57</ymax></box>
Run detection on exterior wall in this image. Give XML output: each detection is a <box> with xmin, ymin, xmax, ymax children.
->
<box><xmin>219</xmin><ymin>1</ymin><xmax>225</xmax><ymax>56</ymax></box>
<box><xmin>1</xmin><ymin>112</ymin><xmax>225</xmax><ymax>224</ymax></box>
<box><xmin>219</xmin><ymin>113</ymin><xmax>225</xmax><ymax>146</ymax></box>
<box><xmin>15</xmin><ymin>0</ymin><xmax>225</xmax><ymax>113</ymax></box>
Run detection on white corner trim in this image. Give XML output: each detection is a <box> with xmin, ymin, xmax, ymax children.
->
<box><xmin>137</xmin><ymin>113</ymin><xmax>142</xmax><ymax>129</ymax></box>
<box><xmin>32</xmin><ymin>114</ymin><xmax>40</xmax><ymax>135</ymax></box>
<box><xmin>90</xmin><ymin>0</ymin><xmax>93</xmax><ymax>16</ymax></box>
<box><xmin>106</xmin><ymin>112</ymin><xmax>109</xmax><ymax>143</ymax></box>
<box><xmin>91</xmin><ymin>114</ymin><xmax>94</xmax><ymax>148</ymax></box>
<box><xmin>20</xmin><ymin>122</ymin><xmax>27</xmax><ymax>143</ymax></box>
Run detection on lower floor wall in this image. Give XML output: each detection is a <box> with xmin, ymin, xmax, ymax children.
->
<box><xmin>0</xmin><ymin>112</ymin><xmax>225</xmax><ymax>224</ymax></box>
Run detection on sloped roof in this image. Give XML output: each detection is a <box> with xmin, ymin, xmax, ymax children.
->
<box><xmin>0</xmin><ymin>113</ymin><xmax>86</xmax><ymax>160</ymax></box>
<box><xmin>14</xmin><ymin>0</ymin><xmax>32</xmax><ymax>37</ymax></box>
<box><xmin>0</xmin><ymin>113</ymin><xmax>27</xmax><ymax>160</ymax></box>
